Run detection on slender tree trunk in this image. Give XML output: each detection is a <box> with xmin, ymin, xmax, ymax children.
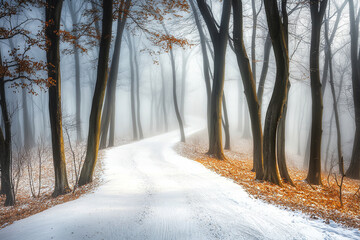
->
<box><xmin>222</xmin><ymin>94</ymin><xmax>230</xmax><ymax>150</ymax></box>
<box><xmin>180</xmin><ymin>51</ymin><xmax>188</xmax><ymax>124</ymax></box>
<box><xmin>297</xmin><ymin>100</ymin><xmax>306</xmax><ymax>155</ymax></box>
<box><xmin>45</xmin><ymin>0</ymin><xmax>70</xmax><ymax>196</ymax></box>
<box><xmin>0</xmin><ymin>126</ymin><xmax>6</xmax><ymax>195</ymax></box>
<box><xmin>237</xmin><ymin>82</ymin><xmax>243</xmax><ymax>132</ymax></box>
<box><xmin>276</xmin><ymin>84</ymin><xmax>294</xmax><ymax>185</ymax></box>
<box><xmin>232</xmin><ymin>0</ymin><xmax>264</xmax><ymax>179</ymax></box>
<box><xmin>68</xmin><ymin>1</ymin><xmax>82</xmax><ymax>142</ymax></box>
<box><xmin>9</xmin><ymin>39</ymin><xmax>34</xmax><ymax>149</ymax></box>
<box><xmin>99</xmin><ymin>89</ymin><xmax>110</xmax><ymax>149</ymax></box>
<box><xmin>0</xmin><ymin>52</ymin><xmax>15</xmax><ymax>205</ymax></box>
<box><xmin>306</xmin><ymin>0</ymin><xmax>327</xmax><ymax>185</ymax></box>
<box><xmin>108</xmin><ymin>106</ymin><xmax>115</xmax><ymax>147</ymax></box>
<box><xmin>150</xmin><ymin>77</ymin><xmax>154</xmax><ymax>132</ymax></box>
<box><xmin>263</xmin><ymin>0</ymin><xmax>289</xmax><ymax>186</ymax></box>
<box><xmin>99</xmin><ymin>0</ymin><xmax>130</xmax><ymax>148</ymax></box>
<box><xmin>78</xmin><ymin>0</ymin><xmax>113</xmax><ymax>186</ymax></box>
<box><xmin>162</xmin><ymin>23</ymin><xmax>185</xmax><ymax>142</ymax></box>
<box><xmin>242</xmin><ymin>108</ymin><xmax>251</xmax><ymax>139</ymax></box>
<box><xmin>21</xmin><ymin>80</ymin><xmax>33</xmax><ymax>149</ymax></box>
<box><xmin>127</xmin><ymin>31</ymin><xmax>138</xmax><ymax>140</ymax></box>
<box><xmin>325</xmin><ymin>18</ymin><xmax>344</xmax><ymax>175</ymax></box>
<box><xmin>346</xmin><ymin>0</ymin><xmax>360</xmax><ymax>179</ymax></box>
<box><xmin>170</xmin><ymin>48</ymin><xmax>186</xmax><ymax>142</ymax></box>
<box><xmin>189</xmin><ymin>0</ymin><xmax>211</xmax><ymax>132</ymax></box>
<box><xmin>257</xmin><ymin>33</ymin><xmax>272</xmax><ymax>109</ymax></box>
<box><xmin>325</xmin><ymin>72</ymin><xmax>344</xmax><ymax>173</ymax></box>
<box><xmin>325</xmin><ymin>110</ymin><xmax>334</xmax><ymax>172</ymax></box>
<box><xmin>160</xmin><ymin>63</ymin><xmax>168</xmax><ymax>132</ymax></box>
<box><xmin>251</xmin><ymin>0</ymin><xmax>257</xmax><ymax>84</ymax></box>
<box><xmin>134</xmin><ymin>48</ymin><xmax>143</xmax><ymax>139</ymax></box>
<box><xmin>321</xmin><ymin>0</ymin><xmax>346</xmax><ymax>96</ymax></box>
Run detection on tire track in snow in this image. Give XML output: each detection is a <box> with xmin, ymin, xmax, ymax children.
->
<box><xmin>0</xmin><ymin>130</ymin><xmax>359</xmax><ymax>240</ymax></box>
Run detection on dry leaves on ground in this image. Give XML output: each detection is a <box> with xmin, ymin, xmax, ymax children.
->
<box><xmin>174</xmin><ymin>134</ymin><xmax>360</xmax><ymax>230</ymax></box>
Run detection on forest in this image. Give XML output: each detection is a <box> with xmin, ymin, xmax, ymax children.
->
<box><xmin>0</xmin><ymin>0</ymin><xmax>360</xmax><ymax>239</ymax></box>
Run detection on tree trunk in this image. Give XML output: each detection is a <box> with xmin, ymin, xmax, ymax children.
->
<box><xmin>160</xmin><ymin>62</ymin><xmax>168</xmax><ymax>132</ymax></box>
<box><xmin>237</xmin><ymin>82</ymin><xmax>243</xmax><ymax>132</ymax></box>
<box><xmin>99</xmin><ymin>89</ymin><xmax>110</xmax><ymax>149</ymax></box>
<box><xmin>232</xmin><ymin>0</ymin><xmax>264</xmax><ymax>179</ymax></box>
<box><xmin>263</xmin><ymin>0</ymin><xmax>289</xmax><ymax>186</ymax></box>
<box><xmin>257</xmin><ymin>32</ymin><xmax>272</xmax><ymax>109</ymax></box>
<box><xmin>127</xmin><ymin>32</ymin><xmax>138</xmax><ymax>141</ymax></box>
<box><xmin>0</xmin><ymin>52</ymin><xmax>15</xmax><ymax>205</ymax></box>
<box><xmin>189</xmin><ymin>0</ymin><xmax>211</xmax><ymax>132</ymax></box>
<box><xmin>9</xmin><ymin>38</ymin><xmax>34</xmax><ymax>149</ymax></box>
<box><xmin>346</xmin><ymin>0</ymin><xmax>360</xmax><ymax>179</ymax></box>
<box><xmin>222</xmin><ymin>94</ymin><xmax>230</xmax><ymax>150</ymax></box>
<box><xmin>162</xmin><ymin>23</ymin><xmax>186</xmax><ymax>142</ymax></box>
<box><xmin>68</xmin><ymin>0</ymin><xmax>82</xmax><ymax>143</ymax></box>
<box><xmin>78</xmin><ymin>0</ymin><xmax>113</xmax><ymax>186</ymax></box>
<box><xmin>251</xmin><ymin>0</ymin><xmax>257</xmax><ymax>84</ymax></box>
<box><xmin>100</xmin><ymin>0</ymin><xmax>130</xmax><ymax>148</ymax></box>
<box><xmin>21</xmin><ymin>80</ymin><xmax>34</xmax><ymax>149</ymax></box>
<box><xmin>276</xmin><ymin>84</ymin><xmax>294</xmax><ymax>185</ymax></box>
<box><xmin>180</xmin><ymin>51</ymin><xmax>188</xmax><ymax>124</ymax></box>
<box><xmin>196</xmin><ymin>0</ymin><xmax>232</xmax><ymax>160</ymax></box>
<box><xmin>325</xmin><ymin>17</ymin><xmax>344</xmax><ymax>176</ymax></box>
<box><xmin>45</xmin><ymin>0</ymin><xmax>70</xmax><ymax>196</ymax></box>
<box><xmin>134</xmin><ymin>48</ymin><xmax>143</xmax><ymax>139</ymax></box>
<box><xmin>170</xmin><ymin>48</ymin><xmax>186</xmax><ymax>142</ymax></box>
<box><xmin>0</xmin><ymin>126</ymin><xmax>6</xmax><ymax>195</ymax></box>
<box><xmin>242</xmin><ymin>108</ymin><xmax>252</xmax><ymax>139</ymax></box>
<box><xmin>306</xmin><ymin>0</ymin><xmax>327</xmax><ymax>185</ymax></box>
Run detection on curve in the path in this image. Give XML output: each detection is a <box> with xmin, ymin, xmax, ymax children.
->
<box><xmin>0</xmin><ymin>130</ymin><xmax>359</xmax><ymax>240</ymax></box>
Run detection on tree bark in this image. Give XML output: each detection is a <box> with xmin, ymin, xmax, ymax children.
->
<box><xmin>251</xmin><ymin>0</ymin><xmax>257</xmax><ymax>84</ymax></box>
<box><xmin>222</xmin><ymin>94</ymin><xmax>230</xmax><ymax>150</ymax></box>
<box><xmin>160</xmin><ymin>63</ymin><xmax>168</xmax><ymax>132</ymax></box>
<box><xmin>189</xmin><ymin>0</ymin><xmax>211</xmax><ymax>132</ymax></box>
<box><xmin>0</xmin><ymin>51</ymin><xmax>15</xmax><ymax>205</ymax></box>
<box><xmin>196</xmin><ymin>0</ymin><xmax>232</xmax><ymax>160</ymax></box>
<box><xmin>68</xmin><ymin>0</ymin><xmax>82</xmax><ymax>143</ymax></box>
<box><xmin>306</xmin><ymin>0</ymin><xmax>327</xmax><ymax>185</ymax></box>
<box><xmin>45</xmin><ymin>0</ymin><xmax>70</xmax><ymax>196</ymax></box>
<box><xmin>325</xmin><ymin>16</ymin><xmax>344</xmax><ymax>176</ymax></box>
<box><xmin>180</xmin><ymin>51</ymin><xmax>188</xmax><ymax>124</ymax></box>
<box><xmin>21</xmin><ymin>80</ymin><xmax>34</xmax><ymax>149</ymax></box>
<box><xmin>99</xmin><ymin>0</ymin><xmax>130</xmax><ymax>148</ymax></box>
<box><xmin>276</xmin><ymin>84</ymin><xmax>294</xmax><ymax>185</ymax></box>
<box><xmin>0</xmin><ymin>126</ymin><xmax>6</xmax><ymax>195</ymax></box>
<box><xmin>126</xmin><ymin>31</ymin><xmax>138</xmax><ymax>141</ymax></box>
<box><xmin>162</xmin><ymin>22</ymin><xmax>185</xmax><ymax>142</ymax></box>
<box><xmin>263</xmin><ymin>0</ymin><xmax>289</xmax><ymax>186</ymax></box>
<box><xmin>346</xmin><ymin>0</ymin><xmax>360</xmax><ymax>179</ymax></box>
<box><xmin>257</xmin><ymin>33</ymin><xmax>272</xmax><ymax>109</ymax></box>
<box><xmin>232</xmin><ymin>0</ymin><xmax>264</xmax><ymax>179</ymax></box>
<box><xmin>134</xmin><ymin>47</ymin><xmax>143</xmax><ymax>140</ymax></box>
<box><xmin>78</xmin><ymin>0</ymin><xmax>113</xmax><ymax>186</ymax></box>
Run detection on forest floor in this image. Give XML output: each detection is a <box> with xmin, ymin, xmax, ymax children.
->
<box><xmin>1</xmin><ymin>130</ymin><xmax>358</xmax><ymax>240</ymax></box>
<box><xmin>174</xmin><ymin>130</ymin><xmax>360</xmax><ymax>230</ymax></box>
<box><xmin>0</xmin><ymin>139</ymin><xmax>130</xmax><ymax>229</ymax></box>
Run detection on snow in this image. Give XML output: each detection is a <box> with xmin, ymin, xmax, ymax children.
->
<box><xmin>1</xmin><ymin>129</ymin><xmax>359</xmax><ymax>240</ymax></box>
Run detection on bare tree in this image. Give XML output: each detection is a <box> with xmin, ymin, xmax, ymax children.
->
<box><xmin>196</xmin><ymin>0</ymin><xmax>232</xmax><ymax>159</ymax></box>
<box><xmin>78</xmin><ymin>0</ymin><xmax>113</xmax><ymax>186</ymax></box>
<box><xmin>306</xmin><ymin>0</ymin><xmax>328</xmax><ymax>185</ymax></box>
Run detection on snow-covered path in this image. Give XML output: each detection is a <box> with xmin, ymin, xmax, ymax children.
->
<box><xmin>1</xmin><ymin>131</ymin><xmax>359</xmax><ymax>240</ymax></box>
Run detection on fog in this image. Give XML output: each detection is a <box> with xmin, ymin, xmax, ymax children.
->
<box><xmin>1</xmin><ymin>0</ymin><xmax>357</xmax><ymax>174</ymax></box>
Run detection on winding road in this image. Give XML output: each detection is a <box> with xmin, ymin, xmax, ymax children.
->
<box><xmin>0</xmin><ymin>130</ymin><xmax>359</xmax><ymax>240</ymax></box>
